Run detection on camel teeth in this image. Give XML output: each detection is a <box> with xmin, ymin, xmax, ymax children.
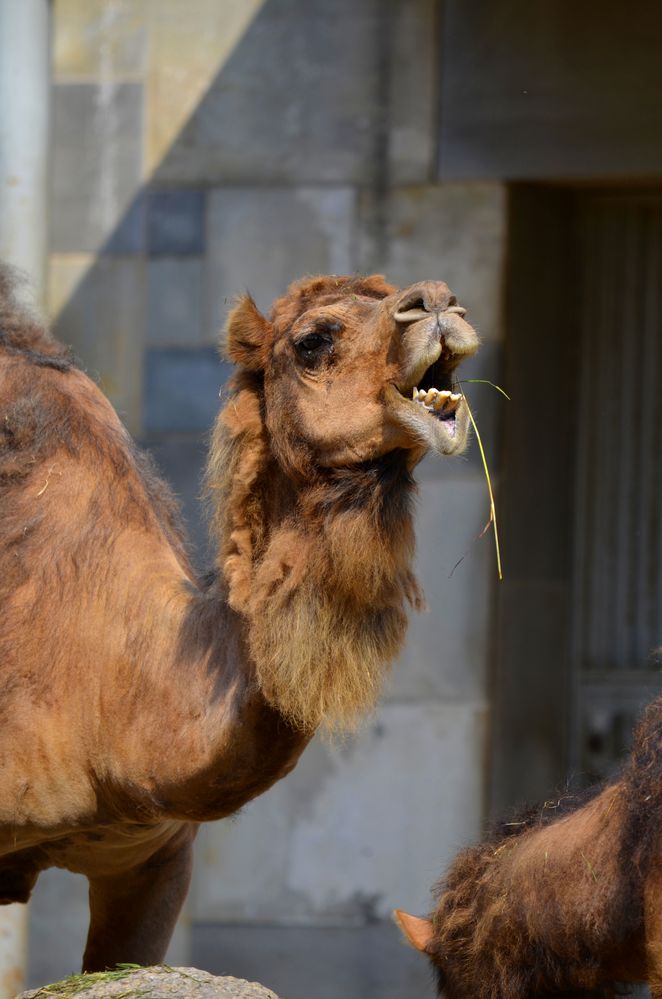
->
<box><xmin>411</xmin><ymin>387</ymin><xmax>462</xmax><ymax>411</ymax></box>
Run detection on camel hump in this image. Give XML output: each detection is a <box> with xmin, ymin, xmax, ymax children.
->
<box><xmin>0</xmin><ymin>262</ymin><xmax>74</xmax><ymax>372</ymax></box>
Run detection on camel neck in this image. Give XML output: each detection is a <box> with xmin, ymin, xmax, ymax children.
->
<box><xmin>217</xmin><ymin>448</ymin><xmax>422</xmax><ymax>733</ymax></box>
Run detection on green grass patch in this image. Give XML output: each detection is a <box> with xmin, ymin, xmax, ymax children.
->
<box><xmin>31</xmin><ymin>965</ymin><xmax>146</xmax><ymax>999</ymax></box>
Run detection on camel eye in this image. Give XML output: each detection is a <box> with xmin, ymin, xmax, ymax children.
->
<box><xmin>294</xmin><ymin>328</ymin><xmax>336</xmax><ymax>365</ymax></box>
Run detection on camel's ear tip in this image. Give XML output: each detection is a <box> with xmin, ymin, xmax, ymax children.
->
<box><xmin>393</xmin><ymin>909</ymin><xmax>434</xmax><ymax>953</ymax></box>
<box><xmin>223</xmin><ymin>293</ymin><xmax>271</xmax><ymax>370</ymax></box>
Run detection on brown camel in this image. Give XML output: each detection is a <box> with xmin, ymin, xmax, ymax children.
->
<box><xmin>0</xmin><ymin>268</ymin><xmax>478</xmax><ymax>971</ymax></box>
<box><xmin>395</xmin><ymin>694</ymin><xmax>662</xmax><ymax>998</ymax></box>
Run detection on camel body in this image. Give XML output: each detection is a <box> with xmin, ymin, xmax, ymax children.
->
<box><xmin>0</xmin><ymin>343</ymin><xmax>305</xmax><ymax>969</ymax></box>
<box><xmin>0</xmin><ymin>270</ymin><xmax>478</xmax><ymax>969</ymax></box>
<box><xmin>396</xmin><ymin>695</ymin><xmax>662</xmax><ymax>997</ymax></box>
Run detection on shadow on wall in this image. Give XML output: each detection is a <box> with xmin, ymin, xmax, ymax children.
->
<box><xmin>48</xmin><ymin>0</ymin><xmax>416</xmax><ymax>568</ymax></box>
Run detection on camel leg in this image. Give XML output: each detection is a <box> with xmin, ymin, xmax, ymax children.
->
<box><xmin>82</xmin><ymin>828</ymin><xmax>195</xmax><ymax>972</ymax></box>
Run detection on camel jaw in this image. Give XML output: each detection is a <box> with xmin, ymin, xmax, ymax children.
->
<box><xmin>388</xmin><ymin>348</ymin><xmax>471</xmax><ymax>457</ymax></box>
<box><xmin>388</xmin><ymin>387</ymin><xmax>471</xmax><ymax>457</ymax></box>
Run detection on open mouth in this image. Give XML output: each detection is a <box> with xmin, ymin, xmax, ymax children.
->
<box><xmin>389</xmin><ymin>349</ymin><xmax>469</xmax><ymax>456</ymax></box>
<box><xmin>408</xmin><ymin>353</ymin><xmax>462</xmax><ymax>436</ymax></box>
<box><xmin>397</xmin><ymin>352</ymin><xmax>463</xmax><ymax>436</ymax></box>
<box><xmin>387</xmin><ymin>294</ymin><xmax>478</xmax><ymax>458</ymax></box>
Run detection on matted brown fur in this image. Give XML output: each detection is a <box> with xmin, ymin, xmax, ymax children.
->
<box><xmin>414</xmin><ymin>696</ymin><xmax>662</xmax><ymax>997</ymax></box>
<box><xmin>0</xmin><ymin>265</ymin><xmax>478</xmax><ymax>971</ymax></box>
<box><xmin>206</xmin><ymin>367</ymin><xmax>423</xmax><ymax>732</ymax></box>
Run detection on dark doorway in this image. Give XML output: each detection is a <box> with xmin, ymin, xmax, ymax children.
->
<box><xmin>491</xmin><ymin>185</ymin><xmax>662</xmax><ymax>817</ymax></box>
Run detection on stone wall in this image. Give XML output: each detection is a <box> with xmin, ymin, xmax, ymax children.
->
<box><xmin>32</xmin><ymin>2</ymin><xmax>507</xmax><ymax>996</ymax></box>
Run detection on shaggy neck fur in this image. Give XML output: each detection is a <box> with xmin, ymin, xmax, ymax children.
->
<box><xmin>206</xmin><ymin>372</ymin><xmax>423</xmax><ymax>733</ymax></box>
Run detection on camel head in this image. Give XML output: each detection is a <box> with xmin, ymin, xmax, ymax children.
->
<box><xmin>210</xmin><ymin>274</ymin><xmax>479</xmax><ymax>733</ymax></box>
<box><xmin>224</xmin><ymin>274</ymin><xmax>479</xmax><ymax>474</ymax></box>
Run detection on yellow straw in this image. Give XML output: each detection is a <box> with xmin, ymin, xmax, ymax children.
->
<box><xmin>460</xmin><ymin>388</ymin><xmax>504</xmax><ymax>581</ymax></box>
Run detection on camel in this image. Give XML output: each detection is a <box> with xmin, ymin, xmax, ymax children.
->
<box><xmin>395</xmin><ymin>694</ymin><xmax>662</xmax><ymax>998</ymax></box>
<box><xmin>0</xmin><ymin>267</ymin><xmax>478</xmax><ymax>971</ymax></box>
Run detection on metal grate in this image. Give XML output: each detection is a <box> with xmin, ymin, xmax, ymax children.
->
<box><xmin>574</xmin><ymin>194</ymin><xmax>662</xmax><ymax>674</ymax></box>
<box><xmin>573</xmin><ymin>193</ymin><xmax>662</xmax><ymax>780</ymax></box>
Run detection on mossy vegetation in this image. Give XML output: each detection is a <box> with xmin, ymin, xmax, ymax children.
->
<box><xmin>30</xmin><ymin>965</ymin><xmax>149</xmax><ymax>999</ymax></box>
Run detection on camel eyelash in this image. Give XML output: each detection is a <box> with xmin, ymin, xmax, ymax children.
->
<box><xmin>294</xmin><ymin>324</ymin><xmax>340</xmax><ymax>360</ymax></box>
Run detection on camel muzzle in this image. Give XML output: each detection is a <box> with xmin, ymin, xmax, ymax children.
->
<box><xmin>392</xmin><ymin>280</ymin><xmax>466</xmax><ymax>324</ymax></box>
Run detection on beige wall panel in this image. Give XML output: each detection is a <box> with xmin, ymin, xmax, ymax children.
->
<box><xmin>53</xmin><ymin>0</ymin><xmax>147</xmax><ymax>81</ymax></box>
<box><xmin>145</xmin><ymin>0</ymin><xmax>267</xmax><ymax>175</ymax></box>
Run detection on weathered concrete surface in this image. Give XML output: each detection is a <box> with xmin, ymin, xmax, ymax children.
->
<box><xmin>20</xmin><ymin>966</ymin><xmax>279</xmax><ymax>999</ymax></box>
<box><xmin>51</xmin><ymin>83</ymin><xmax>145</xmax><ymax>254</ymax></box>
<box><xmin>192</xmin><ymin>702</ymin><xmax>486</xmax><ymax>925</ymax></box>
<box><xmin>48</xmin><ymin>255</ymin><xmax>146</xmax><ymax>436</ymax></box>
<box><xmin>359</xmin><ymin>183</ymin><xmax>507</xmax><ymax>344</ymax></box>
<box><xmin>193</xmin><ymin>924</ymin><xmax>436</xmax><ymax>999</ymax></box>
<box><xmin>204</xmin><ymin>186</ymin><xmax>356</xmax><ymax>328</ymax></box>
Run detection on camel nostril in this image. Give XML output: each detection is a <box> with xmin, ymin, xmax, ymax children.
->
<box><xmin>423</xmin><ymin>292</ymin><xmax>456</xmax><ymax>313</ymax></box>
<box><xmin>395</xmin><ymin>293</ymin><xmax>427</xmax><ymax>315</ymax></box>
<box><xmin>394</xmin><ymin>285</ymin><xmax>466</xmax><ymax>323</ymax></box>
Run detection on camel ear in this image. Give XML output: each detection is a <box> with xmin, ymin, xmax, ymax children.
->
<box><xmin>224</xmin><ymin>294</ymin><xmax>271</xmax><ymax>370</ymax></box>
<box><xmin>393</xmin><ymin>909</ymin><xmax>434</xmax><ymax>953</ymax></box>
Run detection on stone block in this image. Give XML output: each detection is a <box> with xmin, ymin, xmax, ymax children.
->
<box><xmin>147</xmin><ymin>259</ymin><xmax>204</xmax><ymax>347</ymax></box>
<box><xmin>191</xmin><ymin>702</ymin><xmax>486</xmax><ymax>924</ymax></box>
<box><xmin>144</xmin><ymin>347</ymin><xmax>232</xmax><ymax>434</ymax></box>
<box><xmin>192</xmin><ymin>923</ymin><xmax>435</xmax><ymax>999</ymax></box>
<box><xmin>24</xmin><ymin>966</ymin><xmax>279</xmax><ymax>999</ymax></box>
<box><xmin>48</xmin><ymin>255</ymin><xmax>146</xmax><ymax>435</ymax></box>
<box><xmin>386</xmin><ymin>474</ymin><xmax>496</xmax><ymax>704</ymax></box>
<box><xmin>387</xmin><ymin>0</ymin><xmax>439</xmax><ymax>184</ymax></box>
<box><xmin>205</xmin><ymin>187</ymin><xmax>356</xmax><ymax>324</ymax></box>
<box><xmin>53</xmin><ymin>0</ymin><xmax>147</xmax><ymax>81</ymax></box>
<box><xmin>438</xmin><ymin>0</ymin><xmax>662</xmax><ymax>181</ymax></box>
<box><xmin>359</xmin><ymin>183</ymin><xmax>507</xmax><ymax>342</ymax></box>
<box><xmin>144</xmin><ymin>0</ymin><xmax>269</xmax><ymax>175</ymax></box>
<box><xmin>51</xmin><ymin>83</ymin><xmax>145</xmax><ymax>254</ymax></box>
<box><xmin>147</xmin><ymin>191</ymin><xmax>206</xmax><ymax>257</ymax></box>
<box><xmin>152</xmin><ymin>0</ymin><xmax>382</xmax><ymax>185</ymax></box>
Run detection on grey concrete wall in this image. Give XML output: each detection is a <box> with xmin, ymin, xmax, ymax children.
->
<box><xmin>439</xmin><ymin>0</ymin><xmax>662</xmax><ymax>181</ymax></box>
<box><xmin>30</xmin><ymin>3</ymin><xmax>507</xmax><ymax>996</ymax></box>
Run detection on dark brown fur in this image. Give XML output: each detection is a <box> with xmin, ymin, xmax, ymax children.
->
<box><xmin>0</xmin><ymin>266</ymin><xmax>477</xmax><ymax>970</ymax></box>
<box><xmin>417</xmin><ymin>697</ymin><xmax>662</xmax><ymax>997</ymax></box>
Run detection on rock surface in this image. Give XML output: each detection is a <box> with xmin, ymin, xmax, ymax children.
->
<box><xmin>19</xmin><ymin>966</ymin><xmax>281</xmax><ymax>999</ymax></box>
